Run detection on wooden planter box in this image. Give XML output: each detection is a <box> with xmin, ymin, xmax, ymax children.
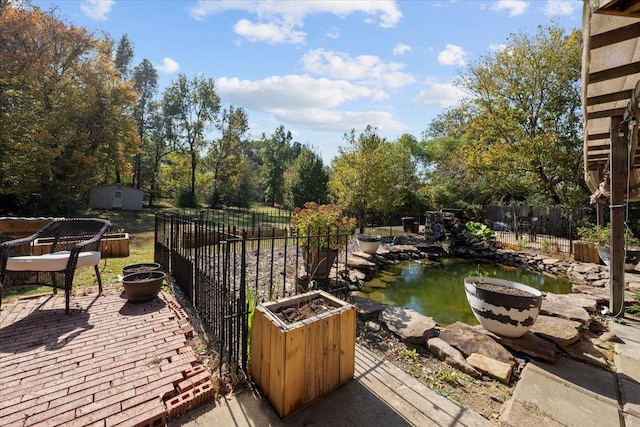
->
<box><xmin>573</xmin><ymin>241</ymin><xmax>601</xmax><ymax>264</ymax></box>
<box><xmin>249</xmin><ymin>290</ymin><xmax>356</xmax><ymax>418</ymax></box>
<box><xmin>33</xmin><ymin>233</ymin><xmax>130</xmax><ymax>258</ymax></box>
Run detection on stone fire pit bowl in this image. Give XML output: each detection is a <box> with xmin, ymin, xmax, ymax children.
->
<box><xmin>464</xmin><ymin>276</ymin><xmax>543</xmax><ymax>338</ymax></box>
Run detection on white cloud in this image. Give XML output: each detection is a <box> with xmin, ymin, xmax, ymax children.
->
<box><xmin>325</xmin><ymin>27</ymin><xmax>340</xmax><ymax>39</ymax></box>
<box><xmin>274</xmin><ymin>108</ymin><xmax>407</xmax><ymax>133</ymax></box>
<box><xmin>544</xmin><ymin>0</ymin><xmax>578</xmax><ymax>16</ymax></box>
<box><xmin>302</xmin><ymin>49</ymin><xmax>415</xmax><ymax>89</ymax></box>
<box><xmin>216</xmin><ymin>75</ymin><xmax>378</xmax><ymax>111</ymax></box>
<box><xmin>80</xmin><ymin>0</ymin><xmax>114</xmax><ymax>21</ymax></box>
<box><xmin>438</xmin><ymin>44</ymin><xmax>467</xmax><ymax>67</ymax></box>
<box><xmin>489</xmin><ymin>43</ymin><xmax>507</xmax><ymax>52</ymax></box>
<box><xmin>155</xmin><ymin>57</ymin><xmax>180</xmax><ymax>74</ymax></box>
<box><xmin>234</xmin><ymin>19</ymin><xmax>306</xmax><ymax>44</ymax></box>
<box><xmin>392</xmin><ymin>43</ymin><xmax>412</xmax><ymax>56</ymax></box>
<box><xmin>189</xmin><ymin>0</ymin><xmax>402</xmax><ymax>44</ymax></box>
<box><xmin>491</xmin><ymin>0</ymin><xmax>528</xmax><ymax>17</ymax></box>
<box><xmin>413</xmin><ymin>80</ymin><xmax>466</xmax><ymax>107</ymax></box>
<box><xmin>216</xmin><ymin>74</ymin><xmax>407</xmax><ymax>133</ymax></box>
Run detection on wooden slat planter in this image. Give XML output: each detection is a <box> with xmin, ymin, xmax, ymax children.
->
<box><xmin>33</xmin><ymin>233</ymin><xmax>130</xmax><ymax>258</ymax></box>
<box><xmin>573</xmin><ymin>241</ymin><xmax>601</xmax><ymax>264</ymax></box>
<box><xmin>249</xmin><ymin>290</ymin><xmax>356</xmax><ymax>418</ymax></box>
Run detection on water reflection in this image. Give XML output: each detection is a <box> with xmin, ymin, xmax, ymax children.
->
<box><xmin>363</xmin><ymin>260</ymin><xmax>572</xmax><ymax>326</ymax></box>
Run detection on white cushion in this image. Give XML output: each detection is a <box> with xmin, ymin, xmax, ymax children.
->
<box><xmin>6</xmin><ymin>251</ymin><xmax>101</xmax><ymax>272</ymax></box>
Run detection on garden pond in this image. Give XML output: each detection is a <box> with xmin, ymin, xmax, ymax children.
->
<box><xmin>361</xmin><ymin>258</ymin><xmax>573</xmax><ymax>326</ymax></box>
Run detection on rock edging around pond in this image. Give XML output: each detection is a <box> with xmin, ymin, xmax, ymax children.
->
<box><xmin>341</xmin><ymin>239</ymin><xmax>638</xmax><ymax>386</ymax></box>
<box><xmin>341</xmin><ymin>240</ymin><xmax>640</xmax><ymax>304</ymax></box>
<box><xmin>351</xmin><ymin>293</ymin><xmax>613</xmax><ymax>386</ymax></box>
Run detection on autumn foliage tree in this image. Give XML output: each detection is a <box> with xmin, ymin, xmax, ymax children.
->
<box><xmin>421</xmin><ymin>25</ymin><xmax>588</xmax><ymax>211</ymax></box>
<box><xmin>0</xmin><ymin>4</ymin><xmax>138</xmax><ymax>214</ymax></box>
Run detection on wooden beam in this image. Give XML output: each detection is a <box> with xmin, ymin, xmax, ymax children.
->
<box><xmin>590</xmin><ymin>22</ymin><xmax>640</xmax><ymax>48</ymax></box>
<box><xmin>587</xmin><ymin>133</ymin><xmax>611</xmax><ymax>141</ymax></box>
<box><xmin>610</xmin><ymin>114</ymin><xmax>626</xmax><ymax>317</ymax></box>
<box><xmin>587</xmin><ymin>90</ymin><xmax>633</xmax><ymax>106</ymax></box>
<box><xmin>587</xmin><ymin>142</ymin><xmax>610</xmax><ymax>149</ymax></box>
<box><xmin>588</xmin><ymin>107</ymin><xmax>628</xmax><ymax>119</ymax></box>
<box><xmin>589</xmin><ymin>62</ymin><xmax>640</xmax><ymax>83</ymax></box>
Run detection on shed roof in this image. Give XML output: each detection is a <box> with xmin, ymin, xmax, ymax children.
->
<box><xmin>582</xmin><ymin>0</ymin><xmax>640</xmax><ymax>200</ymax></box>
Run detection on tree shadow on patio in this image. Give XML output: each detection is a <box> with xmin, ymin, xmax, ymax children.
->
<box><xmin>0</xmin><ymin>295</ymin><xmax>94</xmax><ymax>353</ymax></box>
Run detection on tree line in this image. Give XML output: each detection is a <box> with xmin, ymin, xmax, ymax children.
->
<box><xmin>1</xmin><ymin>4</ymin><xmax>591</xmax><ymax>228</ymax></box>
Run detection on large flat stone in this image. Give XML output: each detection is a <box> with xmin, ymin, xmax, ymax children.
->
<box><xmin>439</xmin><ymin>322</ymin><xmax>516</xmax><ymax>367</ymax></box>
<box><xmin>350</xmin><ymin>295</ymin><xmax>388</xmax><ymax>321</ymax></box>
<box><xmin>529</xmin><ymin>314</ymin><xmax>581</xmax><ymax>347</ymax></box>
<box><xmin>563</xmin><ymin>338</ymin><xmax>610</xmax><ymax>369</ymax></box>
<box><xmin>486</xmin><ymin>330</ymin><xmax>557</xmax><ymax>362</ymax></box>
<box><xmin>547</xmin><ymin>292</ymin><xmax>599</xmax><ymax>313</ymax></box>
<box><xmin>541</xmin><ymin>297</ymin><xmax>591</xmax><ymax>326</ymax></box>
<box><xmin>380</xmin><ymin>306</ymin><xmax>437</xmax><ymax>344</ymax></box>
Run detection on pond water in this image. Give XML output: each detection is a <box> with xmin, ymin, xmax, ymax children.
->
<box><xmin>362</xmin><ymin>259</ymin><xmax>573</xmax><ymax>327</ymax></box>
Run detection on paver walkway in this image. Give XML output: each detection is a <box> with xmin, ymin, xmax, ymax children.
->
<box><xmin>0</xmin><ymin>289</ymin><xmax>210</xmax><ymax>427</ymax></box>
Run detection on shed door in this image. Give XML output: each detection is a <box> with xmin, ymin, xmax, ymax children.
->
<box><xmin>112</xmin><ymin>190</ymin><xmax>123</xmax><ymax>209</ymax></box>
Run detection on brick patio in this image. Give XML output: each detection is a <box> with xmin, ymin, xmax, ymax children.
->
<box><xmin>0</xmin><ymin>289</ymin><xmax>212</xmax><ymax>427</ymax></box>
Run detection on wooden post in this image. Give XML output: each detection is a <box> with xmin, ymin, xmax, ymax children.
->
<box><xmin>609</xmin><ymin>115</ymin><xmax>626</xmax><ymax>317</ymax></box>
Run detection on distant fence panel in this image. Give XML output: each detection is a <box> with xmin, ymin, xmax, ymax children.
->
<box><xmin>480</xmin><ymin>205</ymin><xmax>591</xmax><ymax>254</ymax></box>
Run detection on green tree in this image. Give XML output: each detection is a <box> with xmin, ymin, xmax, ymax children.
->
<box><xmin>330</xmin><ymin>126</ymin><xmax>418</xmax><ymax>233</ymax></box>
<box><xmin>454</xmin><ymin>24</ymin><xmax>587</xmax><ymax>207</ymax></box>
<box><xmin>114</xmin><ymin>34</ymin><xmax>134</xmax><ymax>80</ymax></box>
<box><xmin>260</xmin><ymin>125</ymin><xmax>300</xmax><ymax>206</ymax></box>
<box><xmin>0</xmin><ymin>5</ymin><xmax>138</xmax><ymax>214</ymax></box>
<box><xmin>162</xmin><ymin>74</ymin><xmax>220</xmax><ymax>206</ymax></box>
<box><xmin>206</xmin><ymin>105</ymin><xmax>249</xmax><ymax>207</ymax></box>
<box><xmin>284</xmin><ymin>146</ymin><xmax>329</xmax><ymax>210</ymax></box>
<box><xmin>132</xmin><ymin>58</ymin><xmax>159</xmax><ymax>190</ymax></box>
<box><xmin>419</xmin><ymin>25</ymin><xmax>588</xmax><ymax>212</ymax></box>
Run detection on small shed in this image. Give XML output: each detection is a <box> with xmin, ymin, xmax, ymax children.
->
<box><xmin>89</xmin><ymin>185</ymin><xmax>143</xmax><ymax>211</ymax></box>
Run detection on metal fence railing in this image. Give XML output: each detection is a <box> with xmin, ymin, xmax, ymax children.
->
<box><xmin>154</xmin><ymin>212</ymin><xmax>351</xmax><ymax>374</ymax></box>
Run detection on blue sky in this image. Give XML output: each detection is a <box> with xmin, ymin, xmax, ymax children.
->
<box><xmin>33</xmin><ymin>0</ymin><xmax>583</xmax><ymax>164</ymax></box>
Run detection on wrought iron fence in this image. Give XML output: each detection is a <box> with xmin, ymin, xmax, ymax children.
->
<box><xmin>154</xmin><ymin>213</ymin><xmax>351</xmax><ymax>373</ymax></box>
<box><xmin>477</xmin><ymin>205</ymin><xmax>593</xmax><ymax>254</ymax></box>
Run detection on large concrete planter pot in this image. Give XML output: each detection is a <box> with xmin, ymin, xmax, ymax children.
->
<box><xmin>302</xmin><ymin>248</ymin><xmax>338</xmax><ymax>280</ymax></box>
<box><xmin>122</xmin><ymin>262</ymin><xmax>162</xmax><ymax>277</ymax></box>
<box><xmin>356</xmin><ymin>234</ymin><xmax>381</xmax><ymax>254</ymax></box>
<box><xmin>249</xmin><ymin>290</ymin><xmax>356</xmax><ymax>418</ymax></box>
<box><xmin>464</xmin><ymin>276</ymin><xmax>542</xmax><ymax>338</ymax></box>
<box><xmin>122</xmin><ymin>270</ymin><xmax>165</xmax><ymax>303</ymax></box>
<box><xmin>597</xmin><ymin>246</ymin><xmax>640</xmax><ymax>272</ymax></box>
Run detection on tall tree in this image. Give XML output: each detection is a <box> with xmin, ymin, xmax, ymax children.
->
<box><xmin>114</xmin><ymin>34</ymin><xmax>134</xmax><ymax>80</ymax></box>
<box><xmin>207</xmin><ymin>105</ymin><xmax>249</xmax><ymax>207</ymax></box>
<box><xmin>0</xmin><ymin>4</ymin><xmax>138</xmax><ymax>214</ymax></box>
<box><xmin>330</xmin><ymin>126</ymin><xmax>417</xmax><ymax>233</ymax></box>
<box><xmin>260</xmin><ymin>125</ymin><xmax>300</xmax><ymax>206</ymax></box>
<box><xmin>131</xmin><ymin>58</ymin><xmax>159</xmax><ymax>189</ymax></box>
<box><xmin>453</xmin><ymin>24</ymin><xmax>587</xmax><ymax>207</ymax></box>
<box><xmin>162</xmin><ymin>74</ymin><xmax>220</xmax><ymax>205</ymax></box>
<box><xmin>284</xmin><ymin>146</ymin><xmax>329</xmax><ymax>210</ymax></box>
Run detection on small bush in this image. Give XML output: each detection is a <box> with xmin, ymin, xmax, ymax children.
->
<box><xmin>175</xmin><ymin>188</ymin><xmax>197</xmax><ymax>208</ymax></box>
